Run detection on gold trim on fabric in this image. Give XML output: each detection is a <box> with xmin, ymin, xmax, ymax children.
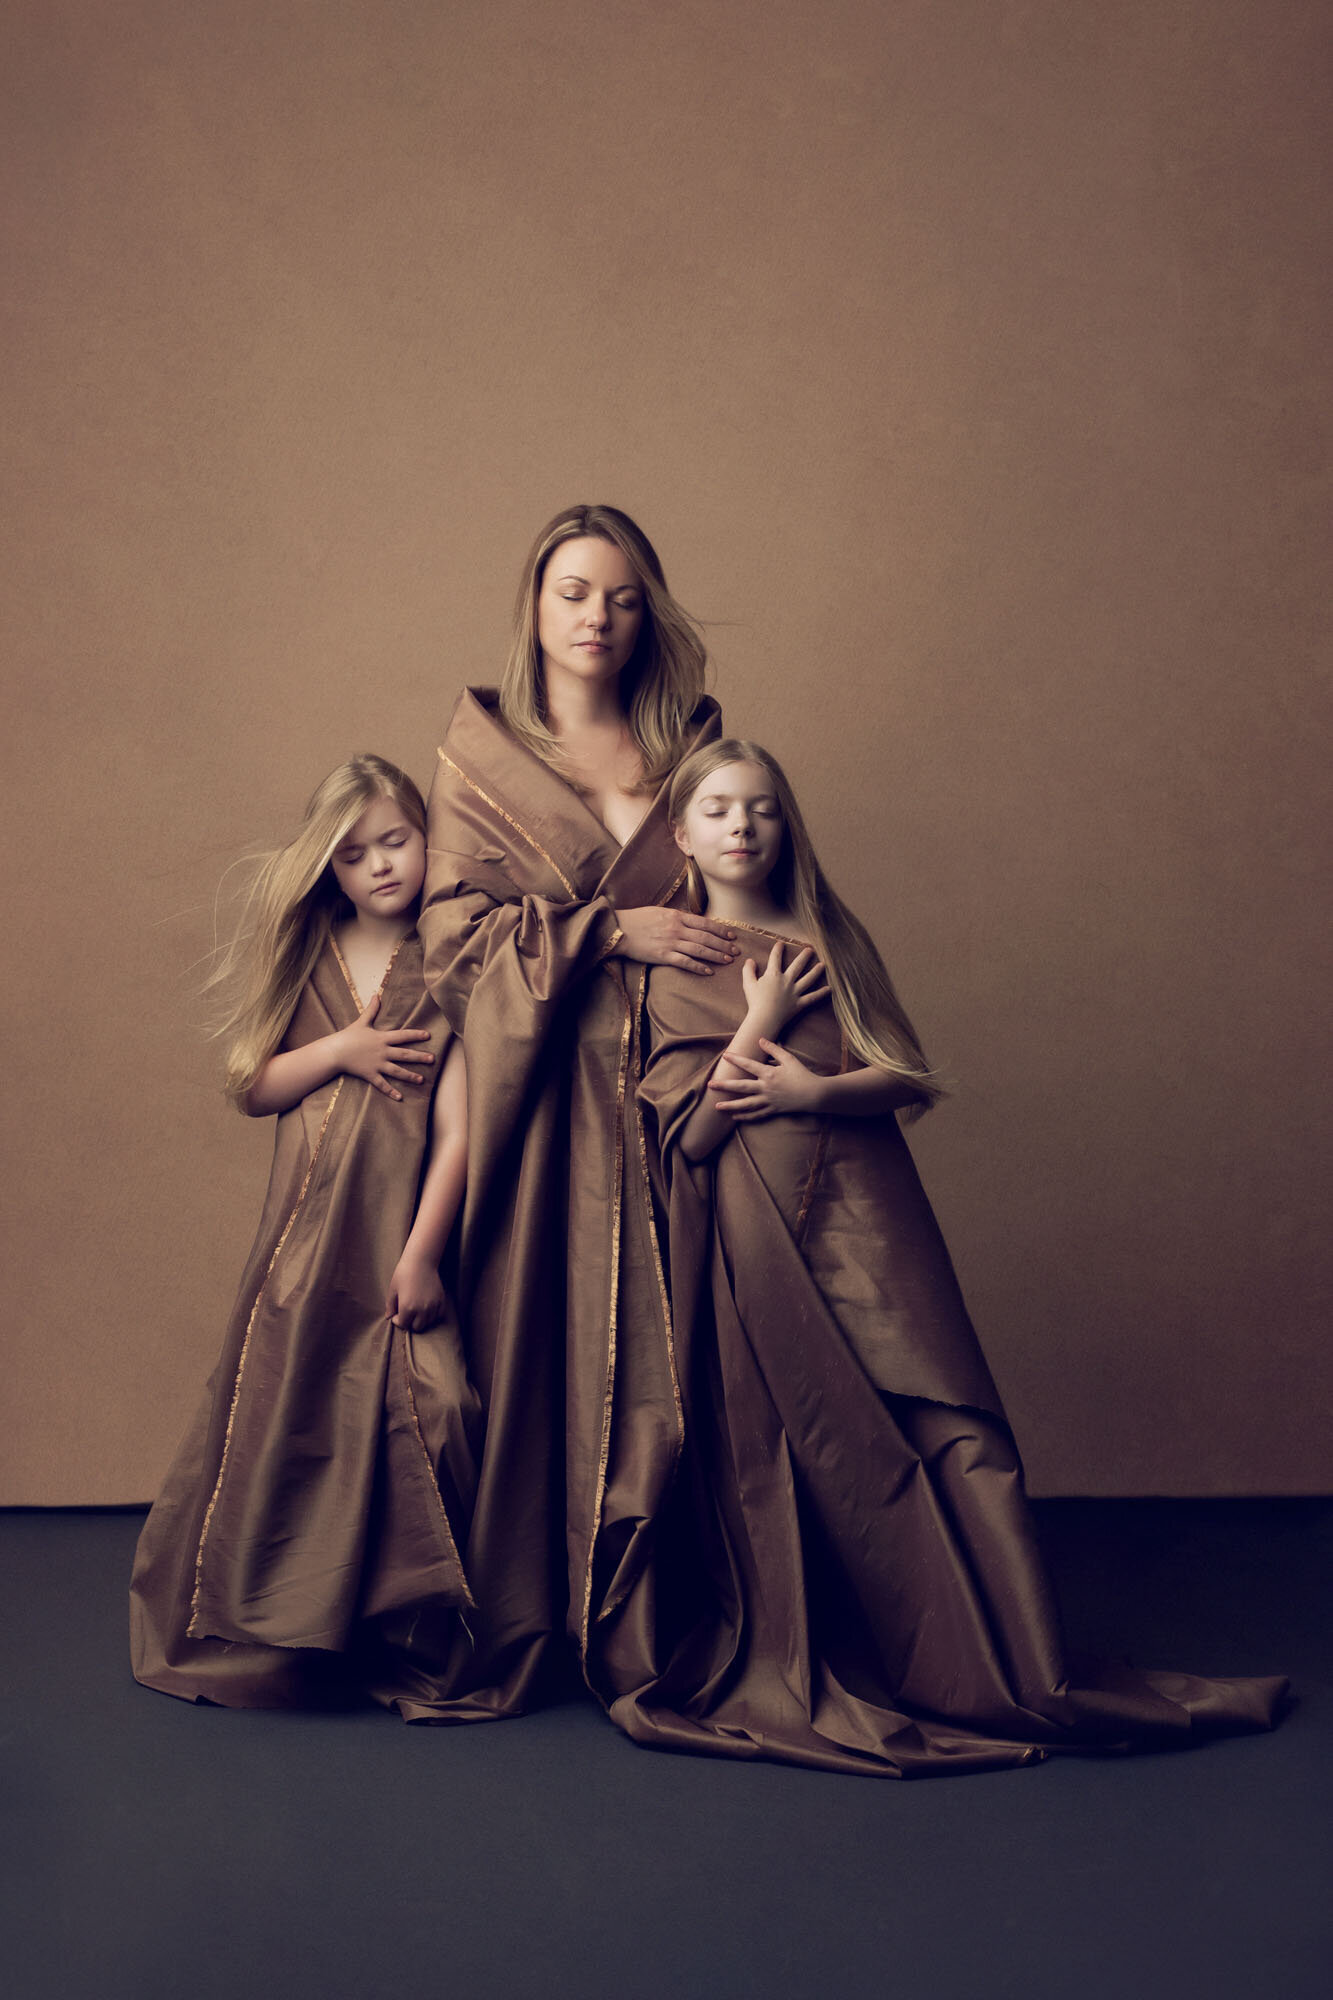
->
<box><xmin>730</xmin><ymin>918</ymin><xmax>815</xmax><ymax>951</ymax></box>
<box><xmin>594</xmin><ymin>926</ymin><xmax>624</xmax><ymax>964</ymax></box>
<box><xmin>632</xmin><ymin>968</ymin><xmax>684</xmax><ymax>1451</ymax></box>
<box><xmin>437</xmin><ymin>750</ymin><xmax>578</xmax><ymax>899</ymax></box>
<box><xmin>593</xmin><ymin>968</ymin><xmax>684</xmax><ymax>1634</ymax></box>
<box><xmin>331</xmin><ymin>929</ymin><xmax>408</xmax><ymax>1015</ymax></box>
<box><xmin>395</xmin><ymin>1328</ymin><xmax>477</xmax><ymax>1613</ymax></box>
<box><xmin>188</xmin><ymin>1079</ymin><xmax>346</xmax><ymax>1633</ymax></box>
<box><xmin>578</xmin><ymin>988</ymin><xmax>634</xmax><ymax>1664</ymax></box>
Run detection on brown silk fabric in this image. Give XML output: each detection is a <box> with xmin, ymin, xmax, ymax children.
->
<box><xmin>621</xmin><ymin>929</ymin><xmax>1287</xmax><ymax>1775</ymax></box>
<box><xmin>418</xmin><ymin>687</ymin><xmax>723</xmax><ymax>1709</ymax></box>
<box><xmin>130</xmin><ymin>935</ymin><xmax>481</xmax><ymax>1716</ymax></box>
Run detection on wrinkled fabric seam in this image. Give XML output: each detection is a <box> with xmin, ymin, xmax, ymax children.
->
<box><xmin>188</xmin><ymin>1078</ymin><xmax>346</xmax><ymax>1635</ymax></box>
<box><xmin>593</xmin><ymin>969</ymin><xmax>686</xmax><ymax>1632</ymax></box>
<box><xmin>395</xmin><ymin>1325</ymin><xmax>478</xmax><ymax>1617</ymax></box>
<box><xmin>794</xmin><ymin>1029</ymin><xmax>849</xmax><ymax>1242</ymax></box>
<box><xmin>579</xmin><ymin>976</ymin><xmax>633</xmax><ymax>1665</ymax></box>
<box><xmin>437</xmin><ymin>749</ymin><xmax>578</xmax><ymax>898</ymax></box>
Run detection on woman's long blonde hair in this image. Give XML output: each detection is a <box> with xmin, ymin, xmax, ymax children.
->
<box><xmin>498</xmin><ymin>503</ymin><xmax>706</xmax><ymax>792</ymax></box>
<box><xmin>207</xmin><ymin>754</ymin><xmax>427</xmax><ymax>1109</ymax></box>
<box><xmin>668</xmin><ymin>740</ymin><xmax>944</xmax><ymax>1117</ymax></box>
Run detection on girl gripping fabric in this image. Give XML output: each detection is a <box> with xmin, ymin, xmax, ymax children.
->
<box><xmin>629</xmin><ymin>739</ymin><xmax>1287</xmax><ymax>1777</ymax></box>
<box><xmin>131</xmin><ymin>755</ymin><xmax>479</xmax><ymax>1717</ymax></box>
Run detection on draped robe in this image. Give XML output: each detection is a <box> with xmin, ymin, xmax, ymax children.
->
<box><xmin>419</xmin><ymin>687</ymin><xmax>721</xmax><ymax>1707</ymax></box>
<box><xmin>625</xmin><ymin>925</ymin><xmax>1288</xmax><ymax>1776</ymax></box>
<box><xmin>130</xmin><ymin>933</ymin><xmax>479</xmax><ymax>1716</ymax></box>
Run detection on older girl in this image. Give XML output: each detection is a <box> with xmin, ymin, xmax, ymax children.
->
<box><xmin>131</xmin><ymin>756</ymin><xmax>478</xmax><ymax>1717</ymax></box>
<box><xmin>628</xmin><ymin>740</ymin><xmax>1286</xmax><ymax>1776</ymax></box>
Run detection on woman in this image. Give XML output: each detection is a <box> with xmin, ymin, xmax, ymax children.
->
<box><xmin>419</xmin><ymin>504</ymin><xmax>729</xmax><ymax>1714</ymax></box>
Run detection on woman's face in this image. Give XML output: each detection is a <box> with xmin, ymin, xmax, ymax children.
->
<box><xmin>330</xmin><ymin>795</ymin><xmax>427</xmax><ymax>921</ymax></box>
<box><xmin>536</xmin><ymin>535</ymin><xmax>644</xmax><ymax>686</ymax></box>
<box><xmin>674</xmin><ymin>760</ymin><xmax>785</xmax><ymax>894</ymax></box>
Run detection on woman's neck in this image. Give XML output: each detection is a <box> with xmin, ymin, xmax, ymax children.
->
<box><xmin>541</xmin><ymin>663</ymin><xmax>626</xmax><ymax>741</ymax></box>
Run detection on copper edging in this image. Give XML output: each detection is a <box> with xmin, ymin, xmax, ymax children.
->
<box><xmin>331</xmin><ymin>928</ymin><xmax>408</xmax><ymax>1014</ymax></box>
<box><xmin>578</xmin><ymin>988</ymin><xmax>634</xmax><ymax>1667</ymax></box>
<box><xmin>593</xmin><ymin>968</ymin><xmax>686</xmax><ymax>1633</ymax></box>
<box><xmin>632</xmin><ymin>963</ymin><xmax>682</xmax><ymax>1448</ymax></box>
<box><xmin>437</xmin><ymin>750</ymin><xmax>578</xmax><ymax>899</ymax></box>
<box><xmin>728</xmin><ymin>918</ymin><xmax>814</xmax><ymax>952</ymax></box>
<box><xmin>395</xmin><ymin>1327</ymin><xmax>477</xmax><ymax>1613</ymax></box>
<box><xmin>189</xmin><ymin>1077</ymin><xmax>347</xmax><ymax>1633</ymax></box>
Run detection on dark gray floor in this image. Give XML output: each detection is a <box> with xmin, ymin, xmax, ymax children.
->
<box><xmin>3</xmin><ymin>1503</ymin><xmax>1329</xmax><ymax>2000</ymax></box>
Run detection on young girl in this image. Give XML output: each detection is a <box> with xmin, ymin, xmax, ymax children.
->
<box><xmin>626</xmin><ymin>739</ymin><xmax>1287</xmax><ymax>1777</ymax></box>
<box><xmin>131</xmin><ymin>755</ymin><xmax>480</xmax><ymax>1718</ymax></box>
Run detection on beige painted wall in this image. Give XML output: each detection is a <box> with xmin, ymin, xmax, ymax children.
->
<box><xmin>3</xmin><ymin>0</ymin><xmax>1329</xmax><ymax>1502</ymax></box>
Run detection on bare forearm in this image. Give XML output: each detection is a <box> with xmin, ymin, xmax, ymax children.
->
<box><xmin>400</xmin><ymin>1135</ymin><xmax>467</xmax><ymax>1267</ymax></box>
<box><xmin>808</xmin><ymin>1067</ymin><xmax>922</xmax><ymax>1118</ymax></box>
<box><xmin>678</xmin><ymin>1011</ymin><xmax>780</xmax><ymax>1161</ymax></box>
<box><xmin>243</xmin><ymin>1032</ymin><xmax>347</xmax><ymax>1116</ymax></box>
<box><xmin>399</xmin><ymin>1037</ymin><xmax>468</xmax><ymax>1264</ymax></box>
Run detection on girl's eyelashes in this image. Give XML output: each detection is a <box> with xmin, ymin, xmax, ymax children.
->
<box><xmin>339</xmin><ymin>834</ymin><xmax>408</xmax><ymax>861</ymax></box>
<box><xmin>700</xmin><ymin>805</ymin><xmax>780</xmax><ymax>819</ymax></box>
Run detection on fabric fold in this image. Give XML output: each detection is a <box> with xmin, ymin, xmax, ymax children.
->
<box><xmin>614</xmin><ymin>926</ymin><xmax>1288</xmax><ymax>1776</ymax></box>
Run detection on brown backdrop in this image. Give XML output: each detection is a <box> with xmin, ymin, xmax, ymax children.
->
<box><xmin>3</xmin><ymin>0</ymin><xmax>1329</xmax><ymax>1502</ymax></box>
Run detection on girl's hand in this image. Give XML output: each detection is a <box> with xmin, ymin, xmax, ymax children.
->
<box><xmin>709</xmin><ymin>1039</ymin><xmax>827</xmax><ymax>1120</ymax></box>
<box><xmin>740</xmin><ymin>943</ymin><xmax>830</xmax><ymax>1035</ymax></box>
<box><xmin>386</xmin><ymin>1250</ymin><xmax>448</xmax><ymax>1332</ymax></box>
<box><xmin>335</xmin><ymin>994</ymin><xmax>435</xmax><ymax>1100</ymax></box>
<box><xmin>614</xmin><ymin>906</ymin><xmax>738</xmax><ymax>975</ymax></box>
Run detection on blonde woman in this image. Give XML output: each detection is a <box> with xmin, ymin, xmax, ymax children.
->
<box><xmin>420</xmin><ymin>504</ymin><xmax>727</xmax><ymax>1711</ymax></box>
<box><xmin>132</xmin><ymin>756</ymin><xmax>479</xmax><ymax>1716</ymax></box>
<box><xmin>628</xmin><ymin>741</ymin><xmax>1287</xmax><ymax>1774</ymax></box>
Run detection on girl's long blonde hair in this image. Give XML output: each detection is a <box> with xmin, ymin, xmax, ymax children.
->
<box><xmin>498</xmin><ymin>503</ymin><xmax>706</xmax><ymax>793</ymax></box>
<box><xmin>208</xmin><ymin>754</ymin><xmax>427</xmax><ymax>1109</ymax></box>
<box><xmin>668</xmin><ymin>740</ymin><xmax>944</xmax><ymax>1117</ymax></box>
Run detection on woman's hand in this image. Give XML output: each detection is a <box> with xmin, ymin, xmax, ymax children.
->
<box><xmin>386</xmin><ymin>1249</ymin><xmax>448</xmax><ymax>1332</ymax></box>
<box><xmin>613</xmin><ymin>906</ymin><xmax>738</xmax><ymax>975</ymax></box>
<box><xmin>334</xmin><ymin>994</ymin><xmax>435</xmax><ymax>1100</ymax></box>
<box><xmin>740</xmin><ymin>942</ymin><xmax>830</xmax><ymax>1036</ymax></box>
<box><xmin>708</xmin><ymin>1039</ymin><xmax>827</xmax><ymax>1120</ymax></box>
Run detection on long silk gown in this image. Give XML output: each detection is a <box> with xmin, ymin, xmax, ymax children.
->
<box><xmin>419</xmin><ymin>687</ymin><xmax>722</xmax><ymax>1709</ymax></box>
<box><xmin>626</xmin><ymin>920</ymin><xmax>1288</xmax><ymax>1776</ymax></box>
<box><xmin>130</xmin><ymin>933</ymin><xmax>480</xmax><ymax>1717</ymax></box>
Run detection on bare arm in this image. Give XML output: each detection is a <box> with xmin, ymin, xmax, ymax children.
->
<box><xmin>709</xmin><ymin>1040</ymin><xmax>924</xmax><ymax>1123</ymax></box>
<box><xmin>386</xmin><ymin>1038</ymin><xmax>468</xmax><ymax>1331</ymax></box>
<box><xmin>677</xmin><ymin>1010</ymin><xmax>783</xmax><ymax>1163</ymax></box>
<box><xmin>242</xmin><ymin>994</ymin><xmax>435</xmax><ymax>1117</ymax></box>
<box><xmin>676</xmin><ymin>945</ymin><xmax>829</xmax><ymax>1162</ymax></box>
